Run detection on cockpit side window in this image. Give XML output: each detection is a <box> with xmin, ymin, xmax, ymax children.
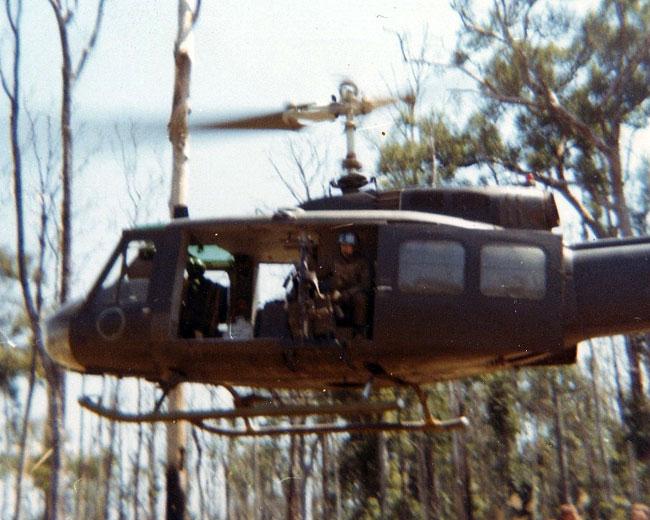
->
<box><xmin>480</xmin><ymin>244</ymin><xmax>546</xmax><ymax>299</ymax></box>
<box><xmin>95</xmin><ymin>240</ymin><xmax>156</xmax><ymax>306</ymax></box>
<box><xmin>398</xmin><ymin>240</ymin><xmax>465</xmax><ymax>295</ymax></box>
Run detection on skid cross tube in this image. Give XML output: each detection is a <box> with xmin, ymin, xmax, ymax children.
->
<box><xmin>78</xmin><ymin>396</ymin><xmax>403</xmax><ymax>423</ymax></box>
<box><xmin>79</xmin><ymin>394</ymin><xmax>469</xmax><ymax>437</ymax></box>
<box><xmin>194</xmin><ymin>417</ymin><xmax>470</xmax><ymax>437</ymax></box>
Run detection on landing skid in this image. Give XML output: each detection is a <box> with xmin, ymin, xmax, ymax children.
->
<box><xmin>78</xmin><ymin>382</ymin><xmax>469</xmax><ymax>437</ymax></box>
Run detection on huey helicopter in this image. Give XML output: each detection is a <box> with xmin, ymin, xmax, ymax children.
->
<box><xmin>45</xmin><ymin>80</ymin><xmax>650</xmax><ymax>436</ymax></box>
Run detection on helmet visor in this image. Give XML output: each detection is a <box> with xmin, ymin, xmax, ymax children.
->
<box><xmin>338</xmin><ymin>232</ymin><xmax>357</xmax><ymax>245</ymax></box>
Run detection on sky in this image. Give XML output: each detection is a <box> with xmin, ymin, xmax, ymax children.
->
<box><xmin>1</xmin><ymin>0</ymin><xmax>468</xmax><ymax>296</ymax></box>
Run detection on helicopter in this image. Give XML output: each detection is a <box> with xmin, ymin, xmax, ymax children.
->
<box><xmin>44</xmin><ymin>80</ymin><xmax>650</xmax><ymax>436</ymax></box>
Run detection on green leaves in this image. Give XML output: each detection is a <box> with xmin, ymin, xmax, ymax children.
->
<box><xmin>0</xmin><ymin>247</ymin><xmax>18</xmax><ymax>280</ymax></box>
<box><xmin>0</xmin><ymin>343</ymin><xmax>31</xmax><ymax>398</ymax></box>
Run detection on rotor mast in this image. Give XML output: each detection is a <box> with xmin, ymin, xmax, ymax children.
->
<box><xmin>333</xmin><ymin>80</ymin><xmax>369</xmax><ymax>194</ymax></box>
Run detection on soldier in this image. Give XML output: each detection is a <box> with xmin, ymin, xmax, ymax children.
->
<box><xmin>329</xmin><ymin>231</ymin><xmax>371</xmax><ymax>337</ymax></box>
<box><xmin>558</xmin><ymin>504</ymin><xmax>582</xmax><ymax>520</ymax></box>
<box><xmin>632</xmin><ymin>504</ymin><xmax>650</xmax><ymax>520</ymax></box>
<box><xmin>179</xmin><ymin>256</ymin><xmax>227</xmax><ymax>338</ymax></box>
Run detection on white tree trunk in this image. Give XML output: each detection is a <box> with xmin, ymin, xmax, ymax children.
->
<box><xmin>166</xmin><ymin>1</ymin><xmax>199</xmax><ymax>518</ymax></box>
<box><xmin>168</xmin><ymin>0</ymin><xmax>197</xmax><ymax>218</ymax></box>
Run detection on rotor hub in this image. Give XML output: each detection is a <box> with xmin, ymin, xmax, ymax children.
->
<box><xmin>331</xmin><ymin>171</ymin><xmax>368</xmax><ymax>194</ymax></box>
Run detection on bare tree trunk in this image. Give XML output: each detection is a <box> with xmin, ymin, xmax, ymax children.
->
<box><xmin>285</xmin><ymin>434</ymin><xmax>301</xmax><ymax>520</ymax></box>
<box><xmin>47</xmin><ymin>10</ymin><xmax>77</xmax><ymax>512</ymax></box>
<box><xmin>13</xmin><ymin>100</ymin><xmax>53</xmax><ymax>520</ymax></box>
<box><xmin>333</xmin><ymin>441</ymin><xmax>342</xmax><ymax>520</ymax></box>
<box><xmin>424</xmin><ymin>437</ymin><xmax>439</xmax><ymax>518</ymax></box>
<box><xmin>190</xmin><ymin>428</ymin><xmax>205</xmax><ymax>519</ymax></box>
<box><xmin>253</xmin><ymin>439</ymin><xmax>261</xmax><ymax>520</ymax></box>
<box><xmin>95</xmin><ymin>378</ymin><xmax>108</xmax><ymax>515</ymax></box>
<box><xmin>131</xmin><ymin>381</ymin><xmax>145</xmax><ymax>520</ymax></box>
<box><xmin>607</xmin><ymin>128</ymin><xmax>648</xmax><ymax>486</ymax></box>
<box><xmin>101</xmin><ymin>381</ymin><xmax>120</xmax><ymax>520</ymax></box>
<box><xmin>12</xmin><ymin>344</ymin><xmax>36</xmax><ymax>520</ymax></box>
<box><xmin>2</xmin><ymin>3</ymin><xmax>63</xmax><ymax>517</ymax></box>
<box><xmin>51</xmin><ymin>15</ymin><xmax>72</xmax><ymax>305</ymax></box>
<box><xmin>147</xmin><ymin>421</ymin><xmax>159</xmax><ymax>519</ymax></box>
<box><xmin>165</xmin><ymin>387</ymin><xmax>187</xmax><ymax>520</ymax></box>
<box><xmin>168</xmin><ymin>0</ymin><xmax>199</xmax><ymax>219</ymax></box>
<box><xmin>3</xmin><ymin>395</ymin><xmax>16</xmax><ymax>517</ymax></box>
<box><xmin>377</xmin><ymin>432</ymin><xmax>388</xmax><ymax>516</ymax></box>
<box><xmin>117</xmin><ymin>419</ymin><xmax>127</xmax><ymax>520</ymax></box>
<box><xmin>575</xmin><ymin>392</ymin><xmax>599</xmax><ymax>515</ymax></box>
<box><xmin>320</xmin><ymin>434</ymin><xmax>334</xmax><ymax>520</ymax></box>
<box><xmin>73</xmin><ymin>377</ymin><xmax>87</xmax><ymax>520</ymax></box>
<box><xmin>550</xmin><ymin>373</ymin><xmax>570</xmax><ymax>504</ymax></box>
<box><xmin>416</xmin><ymin>434</ymin><xmax>431</xmax><ymax>520</ymax></box>
<box><xmin>626</xmin><ymin>334</ymin><xmax>646</xmax><ymax>415</ymax></box>
<box><xmin>298</xmin><ymin>433</ymin><xmax>317</xmax><ymax>520</ymax></box>
<box><xmin>225</xmin><ymin>439</ymin><xmax>234</xmax><ymax>520</ymax></box>
<box><xmin>611</xmin><ymin>339</ymin><xmax>640</xmax><ymax>501</ymax></box>
<box><xmin>449</xmin><ymin>382</ymin><xmax>474</xmax><ymax>520</ymax></box>
<box><xmin>166</xmin><ymin>2</ymin><xmax>200</xmax><ymax>517</ymax></box>
<box><xmin>606</xmin><ymin>130</ymin><xmax>633</xmax><ymax>238</ymax></box>
<box><xmin>208</xmin><ymin>433</ymin><xmax>221</xmax><ymax>520</ymax></box>
<box><xmin>45</xmin><ymin>3</ymin><xmax>106</xmax><ymax>517</ymax></box>
<box><xmin>588</xmin><ymin>343</ymin><xmax>614</xmax><ymax>502</ymax></box>
<box><xmin>299</xmin><ymin>436</ymin><xmax>311</xmax><ymax>520</ymax></box>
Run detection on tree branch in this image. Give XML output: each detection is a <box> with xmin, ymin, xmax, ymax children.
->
<box><xmin>269</xmin><ymin>156</ymin><xmax>303</xmax><ymax>205</ymax></box>
<box><xmin>73</xmin><ymin>0</ymin><xmax>107</xmax><ymax>80</ymax></box>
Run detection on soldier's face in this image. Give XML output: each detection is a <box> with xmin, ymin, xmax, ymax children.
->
<box><xmin>340</xmin><ymin>244</ymin><xmax>354</xmax><ymax>258</ymax></box>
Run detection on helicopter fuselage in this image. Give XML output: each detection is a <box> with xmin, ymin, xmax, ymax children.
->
<box><xmin>44</xmin><ymin>187</ymin><xmax>650</xmax><ymax>389</ymax></box>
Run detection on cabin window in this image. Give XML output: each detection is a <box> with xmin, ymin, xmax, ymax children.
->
<box><xmin>480</xmin><ymin>244</ymin><xmax>546</xmax><ymax>299</ymax></box>
<box><xmin>253</xmin><ymin>263</ymin><xmax>294</xmax><ymax>339</ymax></box>
<box><xmin>96</xmin><ymin>240</ymin><xmax>156</xmax><ymax>305</ymax></box>
<box><xmin>398</xmin><ymin>240</ymin><xmax>465</xmax><ymax>295</ymax></box>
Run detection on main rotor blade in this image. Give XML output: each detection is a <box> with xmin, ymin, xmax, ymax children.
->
<box><xmin>359</xmin><ymin>95</ymin><xmax>397</xmax><ymax>114</ymax></box>
<box><xmin>192</xmin><ymin>110</ymin><xmax>305</xmax><ymax>132</ymax></box>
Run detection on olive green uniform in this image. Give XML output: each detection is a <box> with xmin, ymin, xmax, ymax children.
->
<box><xmin>331</xmin><ymin>253</ymin><xmax>371</xmax><ymax>328</ymax></box>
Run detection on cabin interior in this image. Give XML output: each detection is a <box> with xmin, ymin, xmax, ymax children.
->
<box><xmin>161</xmin><ymin>224</ymin><xmax>378</xmax><ymax>342</ymax></box>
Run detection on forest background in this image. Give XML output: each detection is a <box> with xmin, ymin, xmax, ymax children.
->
<box><xmin>1</xmin><ymin>0</ymin><xmax>649</xmax><ymax>518</ymax></box>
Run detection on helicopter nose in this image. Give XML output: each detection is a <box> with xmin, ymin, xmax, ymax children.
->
<box><xmin>45</xmin><ymin>300</ymin><xmax>85</xmax><ymax>371</ymax></box>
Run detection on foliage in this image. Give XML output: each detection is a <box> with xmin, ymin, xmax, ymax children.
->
<box><xmin>374</xmin><ymin>4</ymin><xmax>650</xmax><ymax>516</ymax></box>
<box><xmin>0</xmin><ymin>344</ymin><xmax>30</xmax><ymax>398</ymax></box>
<box><xmin>449</xmin><ymin>0</ymin><xmax>650</xmax><ymax>238</ymax></box>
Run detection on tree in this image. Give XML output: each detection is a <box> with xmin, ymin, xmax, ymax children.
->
<box><xmin>46</xmin><ymin>2</ymin><xmax>107</xmax><ymax>516</ymax></box>
<box><xmin>376</xmin><ymin>3</ymin><xmax>650</xmax><ymax>511</ymax></box>
<box><xmin>449</xmin><ymin>0</ymin><xmax>650</xmax><ymax>493</ymax></box>
<box><xmin>166</xmin><ymin>1</ymin><xmax>201</xmax><ymax>518</ymax></box>
<box><xmin>1</xmin><ymin>0</ymin><xmax>108</xmax><ymax>516</ymax></box>
<box><xmin>2</xmin><ymin>2</ymin><xmax>62</xmax><ymax>517</ymax></box>
<box><xmin>269</xmin><ymin>136</ymin><xmax>330</xmax><ymax>204</ymax></box>
<box><xmin>451</xmin><ymin>0</ymin><xmax>650</xmax><ymax>237</ymax></box>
